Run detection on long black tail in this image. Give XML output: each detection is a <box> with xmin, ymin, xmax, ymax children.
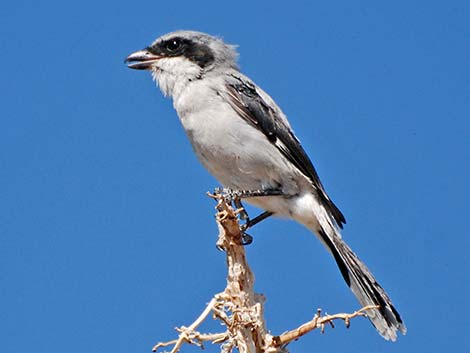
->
<box><xmin>316</xmin><ymin>227</ymin><xmax>407</xmax><ymax>341</ymax></box>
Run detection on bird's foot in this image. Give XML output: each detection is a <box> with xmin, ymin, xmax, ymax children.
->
<box><xmin>211</xmin><ymin>187</ymin><xmax>278</xmax><ymax>246</ymax></box>
<box><xmin>212</xmin><ymin>187</ymin><xmax>250</xmax><ymax>222</ymax></box>
<box><xmin>213</xmin><ymin>187</ymin><xmax>284</xmax><ymax>201</ymax></box>
<box><xmin>241</xmin><ymin>232</ymin><xmax>253</xmax><ymax>245</ymax></box>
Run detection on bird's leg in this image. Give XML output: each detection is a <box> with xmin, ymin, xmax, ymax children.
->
<box><xmin>234</xmin><ymin>197</ymin><xmax>249</xmax><ymax>220</ymax></box>
<box><xmin>238</xmin><ymin>210</ymin><xmax>275</xmax><ymax>245</ymax></box>
<box><xmin>241</xmin><ymin>211</ymin><xmax>274</xmax><ymax>231</ymax></box>
<box><xmin>212</xmin><ymin>187</ymin><xmax>281</xmax><ymax>245</ymax></box>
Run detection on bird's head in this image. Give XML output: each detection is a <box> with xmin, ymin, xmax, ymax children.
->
<box><xmin>125</xmin><ymin>31</ymin><xmax>238</xmax><ymax>97</ymax></box>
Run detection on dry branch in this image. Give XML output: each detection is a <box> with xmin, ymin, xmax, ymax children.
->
<box><xmin>271</xmin><ymin>305</ymin><xmax>378</xmax><ymax>347</ymax></box>
<box><xmin>151</xmin><ymin>195</ymin><xmax>373</xmax><ymax>353</ymax></box>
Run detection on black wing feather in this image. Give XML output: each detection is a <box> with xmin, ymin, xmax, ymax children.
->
<box><xmin>225</xmin><ymin>74</ymin><xmax>346</xmax><ymax>228</ymax></box>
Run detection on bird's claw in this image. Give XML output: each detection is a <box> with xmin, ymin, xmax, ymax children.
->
<box><xmin>212</xmin><ymin>187</ymin><xmax>279</xmax><ymax>246</ymax></box>
<box><xmin>213</xmin><ymin>187</ymin><xmax>242</xmax><ymax>202</ymax></box>
<box><xmin>241</xmin><ymin>232</ymin><xmax>253</xmax><ymax>245</ymax></box>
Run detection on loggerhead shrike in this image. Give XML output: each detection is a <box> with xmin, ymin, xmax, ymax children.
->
<box><xmin>125</xmin><ymin>30</ymin><xmax>406</xmax><ymax>341</ymax></box>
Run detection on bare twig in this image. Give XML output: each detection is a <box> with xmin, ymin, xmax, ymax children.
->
<box><xmin>150</xmin><ymin>195</ymin><xmax>373</xmax><ymax>353</ymax></box>
<box><xmin>152</xmin><ymin>298</ymin><xmax>220</xmax><ymax>353</ymax></box>
<box><xmin>271</xmin><ymin>305</ymin><xmax>379</xmax><ymax>347</ymax></box>
<box><xmin>212</xmin><ymin>194</ymin><xmax>272</xmax><ymax>353</ymax></box>
<box><xmin>152</xmin><ymin>331</ymin><xmax>229</xmax><ymax>353</ymax></box>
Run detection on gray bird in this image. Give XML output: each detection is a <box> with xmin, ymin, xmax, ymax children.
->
<box><xmin>125</xmin><ymin>30</ymin><xmax>406</xmax><ymax>341</ymax></box>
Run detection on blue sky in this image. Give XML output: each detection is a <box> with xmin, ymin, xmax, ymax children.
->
<box><xmin>1</xmin><ymin>1</ymin><xmax>469</xmax><ymax>352</ymax></box>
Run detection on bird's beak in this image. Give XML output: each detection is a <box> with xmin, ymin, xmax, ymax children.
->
<box><xmin>125</xmin><ymin>49</ymin><xmax>162</xmax><ymax>70</ymax></box>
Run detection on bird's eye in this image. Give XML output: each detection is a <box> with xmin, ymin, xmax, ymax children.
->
<box><xmin>165</xmin><ymin>39</ymin><xmax>182</xmax><ymax>52</ymax></box>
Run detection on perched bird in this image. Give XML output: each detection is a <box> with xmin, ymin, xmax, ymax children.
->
<box><xmin>125</xmin><ymin>30</ymin><xmax>406</xmax><ymax>341</ymax></box>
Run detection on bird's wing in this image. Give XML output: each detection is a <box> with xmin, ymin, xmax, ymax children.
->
<box><xmin>223</xmin><ymin>73</ymin><xmax>345</xmax><ymax>228</ymax></box>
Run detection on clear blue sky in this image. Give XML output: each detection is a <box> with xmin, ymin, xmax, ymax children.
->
<box><xmin>1</xmin><ymin>1</ymin><xmax>469</xmax><ymax>352</ymax></box>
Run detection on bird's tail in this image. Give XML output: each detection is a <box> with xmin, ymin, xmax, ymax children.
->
<box><xmin>309</xmin><ymin>217</ymin><xmax>407</xmax><ymax>341</ymax></box>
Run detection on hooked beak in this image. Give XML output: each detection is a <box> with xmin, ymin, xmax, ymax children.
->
<box><xmin>125</xmin><ymin>49</ymin><xmax>162</xmax><ymax>70</ymax></box>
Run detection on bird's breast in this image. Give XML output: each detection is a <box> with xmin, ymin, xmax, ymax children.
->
<box><xmin>173</xmin><ymin>81</ymin><xmax>303</xmax><ymax>196</ymax></box>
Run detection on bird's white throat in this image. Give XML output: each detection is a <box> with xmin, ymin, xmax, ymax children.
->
<box><xmin>151</xmin><ymin>57</ymin><xmax>202</xmax><ymax>99</ymax></box>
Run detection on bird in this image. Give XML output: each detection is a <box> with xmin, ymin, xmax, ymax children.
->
<box><xmin>125</xmin><ymin>30</ymin><xmax>406</xmax><ymax>341</ymax></box>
